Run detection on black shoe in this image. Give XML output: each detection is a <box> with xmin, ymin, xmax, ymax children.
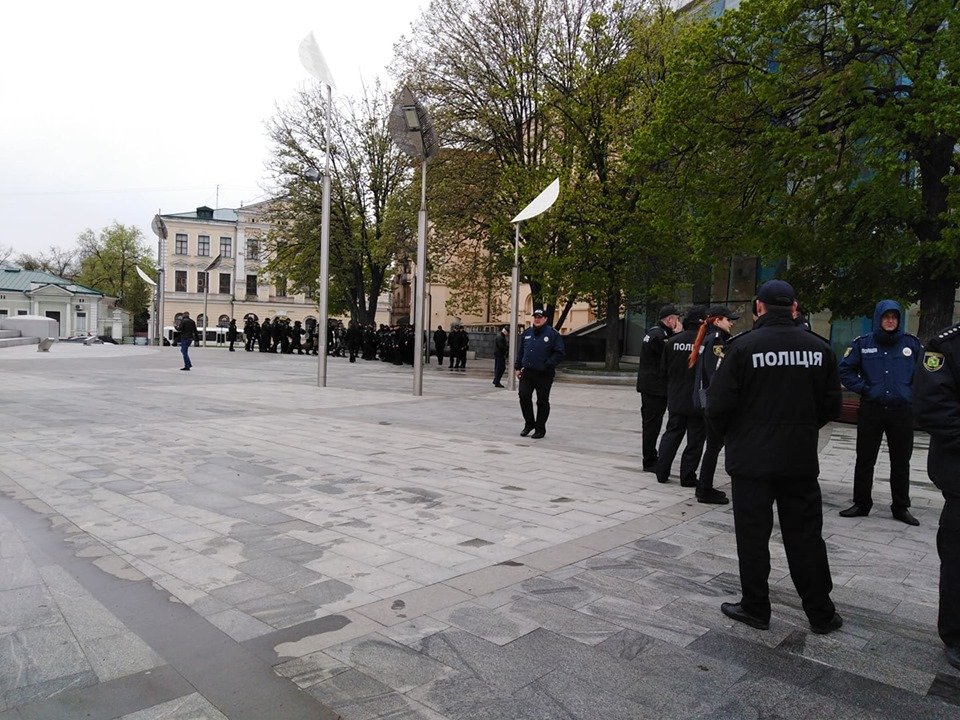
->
<box><xmin>892</xmin><ymin>508</ymin><xmax>920</xmax><ymax>526</ymax></box>
<box><xmin>520</xmin><ymin>426</ymin><xmax>534</xmax><ymax>437</ymax></box>
<box><xmin>721</xmin><ymin>602</ymin><xmax>769</xmax><ymax>630</ymax></box>
<box><xmin>180</xmin><ymin>367</ymin><xmax>190</xmax><ymax>371</ymax></box>
<box><xmin>810</xmin><ymin>612</ymin><xmax>843</xmax><ymax>635</ymax></box>
<box><xmin>697</xmin><ymin>489</ymin><xmax>729</xmax><ymax>505</ymax></box>
<box><xmin>642</xmin><ymin>462</ymin><xmax>657</xmax><ymax>473</ymax></box>
<box><xmin>946</xmin><ymin>645</ymin><xmax>960</xmax><ymax>670</ymax></box>
<box><xmin>494</xmin><ymin>383</ymin><xmax>505</xmax><ymax>388</ymax></box>
<box><xmin>680</xmin><ymin>477</ymin><xmax>698</xmax><ymax>488</ymax></box>
<box><xmin>839</xmin><ymin>504</ymin><xmax>870</xmax><ymax>518</ymax></box>
<box><xmin>531</xmin><ymin>429</ymin><xmax>546</xmax><ymax>439</ymax></box>
<box><xmin>656</xmin><ymin>473</ymin><xmax>670</xmax><ymax>484</ymax></box>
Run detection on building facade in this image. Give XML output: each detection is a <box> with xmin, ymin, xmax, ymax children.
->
<box><xmin>0</xmin><ymin>265</ymin><xmax>114</xmax><ymax>337</ymax></box>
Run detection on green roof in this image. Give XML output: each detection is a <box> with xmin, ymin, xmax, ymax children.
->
<box><xmin>0</xmin><ymin>266</ymin><xmax>104</xmax><ymax>296</ymax></box>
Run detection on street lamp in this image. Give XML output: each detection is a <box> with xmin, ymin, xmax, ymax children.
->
<box><xmin>508</xmin><ymin>179</ymin><xmax>560</xmax><ymax>391</ymax></box>
<box><xmin>299</xmin><ymin>31</ymin><xmax>336</xmax><ymax>387</ymax></box>
<box><xmin>150</xmin><ymin>214</ymin><xmax>167</xmax><ymax>346</ymax></box>
<box><xmin>389</xmin><ymin>87</ymin><xmax>437</xmax><ymax>396</ymax></box>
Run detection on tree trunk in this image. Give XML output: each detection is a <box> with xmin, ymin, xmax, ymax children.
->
<box><xmin>918</xmin><ymin>271</ymin><xmax>957</xmax><ymax>342</ymax></box>
<box><xmin>604</xmin><ymin>290</ymin><xmax>621</xmax><ymax>372</ymax></box>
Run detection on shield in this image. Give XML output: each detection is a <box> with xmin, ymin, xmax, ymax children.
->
<box><xmin>923</xmin><ymin>351</ymin><xmax>945</xmax><ymax>372</ymax></box>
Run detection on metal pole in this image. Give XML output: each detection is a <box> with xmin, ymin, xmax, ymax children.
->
<box><xmin>147</xmin><ymin>287</ymin><xmax>155</xmax><ymax>346</ymax></box>
<box><xmin>202</xmin><ymin>275</ymin><xmax>209</xmax><ymax>347</ymax></box>
<box><xmin>317</xmin><ymin>82</ymin><xmax>332</xmax><ymax>387</ymax></box>
<box><xmin>508</xmin><ymin>222</ymin><xmax>520</xmax><ymax>391</ymax></box>
<box><xmin>413</xmin><ymin>160</ymin><xmax>427</xmax><ymax>396</ymax></box>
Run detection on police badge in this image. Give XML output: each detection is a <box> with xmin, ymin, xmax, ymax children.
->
<box><xmin>714</xmin><ymin>345</ymin><xmax>724</xmax><ymax>358</ymax></box>
<box><xmin>923</xmin><ymin>351</ymin><xmax>945</xmax><ymax>372</ymax></box>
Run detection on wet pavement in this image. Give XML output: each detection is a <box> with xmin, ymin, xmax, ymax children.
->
<box><xmin>0</xmin><ymin>342</ymin><xmax>956</xmax><ymax>719</ymax></box>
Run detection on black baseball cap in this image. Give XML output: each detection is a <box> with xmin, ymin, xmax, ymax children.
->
<box><xmin>658</xmin><ymin>304</ymin><xmax>679</xmax><ymax>319</ymax></box>
<box><xmin>757</xmin><ymin>280</ymin><xmax>796</xmax><ymax>306</ymax></box>
<box><xmin>532</xmin><ymin>309</ymin><xmax>546</xmax><ymax>317</ymax></box>
<box><xmin>706</xmin><ymin>305</ymin><xmax>740</xmax><ymax>320</ymax></box>
<box><xmin>684</xmin><ymin>305</ymin><xmax>708</xmax><ymax>325</ymax></box>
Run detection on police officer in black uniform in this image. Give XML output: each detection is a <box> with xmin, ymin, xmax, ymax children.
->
<box><xmin>707</xmin><ymin>280</ymin><xmax>843</xmax><ymax>634</ymax></box>
<box><xmin>515</xmin><ymin>308</ymin><xmax>566</xmax><ymax>438</ymax></box>
<box><xmin>914</xmin><ymin>322</ymin><xmax>960</xmax><ymax>671</ymax></box>
<box><xmin>637</xmin><ymin>305</ymin><xmax>682</xmax><ymax>471</ymax></box>
<box><xmin>655</xmin><ymin>306</ymin><xmax>708</xmax><ymax>486</ymax></box>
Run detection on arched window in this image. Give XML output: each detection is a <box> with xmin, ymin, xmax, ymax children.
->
<box><xmin>218</xmin><ymin>314</ymin><xmax>230</xmax><ymax>327</ymax></box>
<box><xmin>196</xmin><ymin>313</ymin><xmax>206</xmax><ymax>328</ymax></box>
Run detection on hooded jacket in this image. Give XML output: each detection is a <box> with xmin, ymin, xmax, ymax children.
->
<box><xmin>838</xmin><ymin>300</ymin><xmax>922</xmax><ymax>407</ymax></box>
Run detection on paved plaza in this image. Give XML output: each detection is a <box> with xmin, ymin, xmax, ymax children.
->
<box><xmin>0</xmin><ymin>343</ymin><xmax>957</xmax><ymax>719</ymax></box>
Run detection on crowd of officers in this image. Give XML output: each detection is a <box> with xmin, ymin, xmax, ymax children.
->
<box><xmin>637</xmin><ymin>279</ymin><xmax>959</xmax><ymax>671</ymax></box>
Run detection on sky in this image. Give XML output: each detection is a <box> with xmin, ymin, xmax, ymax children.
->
<box><xmin>0</xmin><ymin>0</ymin><xmax>425</xmax><ymax>258</ymax></box>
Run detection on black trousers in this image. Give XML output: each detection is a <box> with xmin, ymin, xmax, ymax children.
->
<box><xmin>655</xmin><ymin>412</ymin><xmax>706</xmax><ymax>484</ymax></box>
<box><xmin>493</xmin><ymin>356</ymin><xmax>506</xmax><ymax>385</ymax></box>
<box><xmin>435</xmin><ymin>346</ymin><xmax>444</xmax><ymax>365</ymax></box>
<box><xmin>853</xmin><ymin>402</ymin><xmax>914</xmax><ymax>511</ymax></box>
<box><xmin>731</xmin><ymin>474</ymin><xmax>836</xmax><ymax>625</ymax></box>
<box><xmin>698</xmin><ymin>420</ymin><xmax>724</xmax><ymax>493</ymax></box>
<box><xmin>929</xmin><ymin>443</ymin><xmax>960</xmax><ymax>648</ymax></box>
<box><xmin>518</xmin><ymin>368</ymin><xmax>555</xmax><ymax>431</ymax></box>
<box><xmin>640</xmin><ymin>393</ymin><xmax>667</xmax><ymax>467</ymax></box>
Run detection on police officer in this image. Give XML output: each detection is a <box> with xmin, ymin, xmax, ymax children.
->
<box><xmin>707</xmin><ymin>280</ymin><xmax>843</xmax><ymax>634</ymax></box>
<box><xmin>655</xmin><ymin>306</ymin><xmax>708</xmax><ymax>486</ymax></box>
<box><xmin>637</xmin><ymin>305</ymin><xmax>682</xmax><ymax>471</ymax></box>
<box><xmin>914</xmin><ymin>322</ymin><xmax>960</xmax><ymax>671</ymax></box>
<box><xmin>838</xmin><ymin>300</ymin><xmax>922</xmax><ymax>525</ymax></box>
<box><xmin>515</xmin><ymin>308</ymin><xmax>566</xmax><ymax>438</ymax></box>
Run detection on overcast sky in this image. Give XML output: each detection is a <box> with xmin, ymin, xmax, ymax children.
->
<box><xmin>0</xmin><ymin>0</ymin><xmax>424</xmax><ymax>257</ymax></box>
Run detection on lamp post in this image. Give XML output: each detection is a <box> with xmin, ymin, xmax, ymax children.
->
<box><xmin>299</xmin><ymin>31</ymin><xmax>336</xmax><ymax>387</ymax></box>
<box><xmin>150</xmin><ymin>214</ymin><xmax>167</xmax><ymax>346</ymax></box>
<box><xmin>389</xmin><ymin>88</ymin><xmax>437</xmax><ymax>396</ymax></box>
<box><xmin>508</xmin><ymin>179</ymin><xmax>560</xmax><ymax>391</ymax></box>
<box><xmin>135</xmin><ymin>266</ymin><xmax>157</xmax><ymax>346</ymax></box>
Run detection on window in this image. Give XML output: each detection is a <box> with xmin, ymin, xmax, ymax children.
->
<box><xmin>219</xmin><ymin>272</ymin><xmax>231</xmax><ymax>294</ymax></box>
<box><xmin>218</xmin><ymin>314</ymin><xmax>230</xmax><ymax>328</ymax></box>
<box><xmin>76</xmin><ymin>312</ymin><xmax>87</xmax><ymax>332</ymax></box>
<box><xmin>17</xmin><ymin>310</ymin><xmax>28</xmax><ymax>316</ymax></box>
<box><xmin>220</xmin><ymin>237</ymin><xmax>232</xmax><ymax>258</ymax></box>
<box><xmin>197</xmin><ymin>271</ymin><xmax>207</xmax><ymax>294</ymax></box>
<box><xmin>175</xmin><ymin>234</ymin><xmax>188</xmax><ymax>255</ymax></box>
<box><xmin>175</xmin><ymin>271</ymin><xmax>187</xmax><ymax>292</ymax></box>
<box><xmin>246</xmin><ymin>239</ymin><xmax>259</xmax><ymax>261</ymax></box>
<box><xmin>246</xmin><ymin>274</ymin><xmax>258</xmax><ymax>297</ymax></box>
<box><xmin>276</xmin><ymin>276</ymin><xmax>287</xmax><ymax>297</ymax></box>
<box><xmin>198</xmin><ymin>235</ymin><xmax>210</xmax><ymax>257</ymax></box>
<box><xmin>0</xmin><ymin>309</ymin><xmax>7</xmax><ymax>318</ymax></box>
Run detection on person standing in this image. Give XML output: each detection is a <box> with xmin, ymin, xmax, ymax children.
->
<box><xmin>914</xmin><ymin>322</ymin><xmax>960</xmax><ymax>671</ymax></box>
<box><xmin>448</xmin><ymin>326</ymin><xmax>463</xmax><ymax>370</ymax></box>
<box><xmin>637</xmin><ymin>305</ymin><xmax>682</xmax><ymax>471</ymax></box>
<box><xmin>434</xmin><ymin>326</ymin><xmax>448</xmax><ymax>367</ymax></box>
<box><xmin>707</xmin><ymin>280</ymin><xmax>843</xmax><ymax>634</ymax></box>
<box><xmin>515</xmin><ymin>308</ymin><xmax>566</xmax><ymax>439</ymax></box>
<box><xmin>176</xmin><ymin>312</ymin><xmax>197</xmax><ymax>371</ymax></box>
<box><xmin>243</xmin><ymin>316</ymin><xmax>258</xmax><ymax>351</ymax></box>
<box><xmin>259</xmin><ymin>318</ymin><xmax>271</xmax><ymax>352</ymax></box>
<box><xmin>838</xmin><ymin>300</ymin><xmax>922</xmax><ymax>525</ymax></box>
<box><xmin>493</xmin><ymin>326</ymin><xmax>508</xmax><ymax>387</ymax></box>
<box><xmin>655</xmin><ymin>306</ymin><xmax>708</xmax><ymax>486</ymax></box>
<box><xmin>689</xmin><ymin>305</ymin><xmax>739</xmax><ymax>504</ymax></box>
<box><xmin>346</xmin><ymin>320</ymin><xmax>363</xmax><ymax>362</ymax></box>
<box><xmin>227</xmin><ymin>318</ymin><xmax>238</xmax><ymax>352</ymax></box>
<box><xmin>291</xmin><ymin>320</ymin><xmax>305</xmax><ymax>355</ymax></box>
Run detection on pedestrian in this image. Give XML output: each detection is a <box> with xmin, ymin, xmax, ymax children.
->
<box><xmin>914</xmin><ymin>322</ymin><xmax>960</xmax><ymax>671</ymax></box>
<box><xmin>655</xmin><ymin>306</ymin><xmax>708</xmax><ymax>486</ymax></box>
<box><xmin>637</xmin><ymin>305</ymin><xmax>682</xmax><ymax>471</ymax></box>
<box><xmin>457</xmin><ymin>326</ymin><xmax>469</xmax><ymax>370</ymax></box>
<box><xmin>176</xmin><ymin>311</ymin><xmax>197</xmax><ymax>371</ymax></box>
<box><xmin>243</xmin><ymin>316</ymin><xmax>258</xmax><ymax>351</ymax></box>
<box><xmin>347</xmin><ymin>320</ymin><xmax>363</xmax><ymax>362</ymax></box>
<box><xmin>291</xmin><ymin>320</ymin><xmax>304</xmax><ymax>355</ymax></box>
<box><xmin>227</xmin><ymin>318</ymin><xmax>237</xmax><ymax>352</ymax></box>
<box><xmin>448</xmin><ymin>326</ymin><xmax>462</xmax><ymax>370</ymax></box>
<box><xmin>515</xmin><ymin>308</ymin><xmax>566</xmax><ymax>438</ymax></box>
<box><xmin>837</xmin><ymin>300</ymin><xmax>922</xmax><ymax>525</ymax></box>
<box><xmin>434</xmin><ymin>325</ymin><xmax>447</xmax><ymax>367</ymax></box>
<box><xmin>493</xmin><ymin>326</ymin><xmax>508</xmax><ymax>387</ymax></box>
<box><xmin>688</xmin><ymin>305</ymin><xmax>740</xmax><ymax>504</ymax></box>
<box><xmin>706</xmin><ymin>279</ymin><xmax>843</xmax><ymax>634</ymax></box>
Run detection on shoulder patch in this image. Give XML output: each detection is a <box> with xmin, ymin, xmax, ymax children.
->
<box><xmin>936</xmin><ymin>323</ymin><xmax>960</xmax><ymax>343</ymax></box>
<box><xmin>923</xmin><ymin>351</ymin><xmax>945</xmax><ymax>372</ymax></box>
<box><xmin>713</xmin><ymin>345</ymin><xmax>724</xmax><ymax>358</ymax></box>
<box><xmin>843</xmin><ymin>347</ymin><xmax>852</xmax><ymax>358</ymax></box>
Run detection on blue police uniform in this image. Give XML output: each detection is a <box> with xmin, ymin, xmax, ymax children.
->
<box><xmin>838</xmin><ymin>300</ymin><xmax>922</xmax><ymax>520</ymax></box>
<box><xmin>515</xmin><ymin>315</ymin><xmax>565</xmax><ymax>438</ymax></box>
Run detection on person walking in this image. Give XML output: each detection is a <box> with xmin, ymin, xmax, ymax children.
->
<box><xmin>434</xmin><ymin>326</ymin><xmax>448</xmax><ymax>367</ymax></box>
<box><xmin>176</xmin><ymin>312</ymin><xmax>197</xmax><ymax>371</ymax></box>
<box><xmin>689</xmin><ymin>305</ymin><xmax>739</xmax><ymax>504</ymax></box>
<box><xmin>515</xmin><ymin>308</ymin><xmax>565</xmax><ymax>439</ymax></box>
<box><xmin>637</xmin><ymin>305</ymin><xmax>682</xmax><ymax>471</ymax></box>
<box><xmin>914</xmin><ymin>322</ymin><xmax>960</xmax><ymax>671</ymax></box>
<box><xmin>655</xmin><ymin>306</ymin><xmax>708</xmax><ymax>486</ymax></box>
<box><xmin>227</xmin><ymin>318</ymin><xmax>238</xmax><ymax>352</ymax></box>
<box><xmin>706</xmin><ymin>280</ymin><xmax>843</xmax><ymax>634</ymax></box>
<box><xmin>493</xmin><ymin>326</ymin><xmax>508</xmax><ymax>387</ymax></box>
<box><xmin>837</xmin><ymin>300</ymin><xmax>922</xmax><ymax>525</ymax></box>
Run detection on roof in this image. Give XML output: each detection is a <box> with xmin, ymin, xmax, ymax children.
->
<box><xmin>160</xmin><ymin>206</ymin><xmax>239</xmax><ymax>223</ymax></box>
<box><xmin>0</xmin><ymin>266</ymin><xmax>104</xmax><ymax>296</ymax></box>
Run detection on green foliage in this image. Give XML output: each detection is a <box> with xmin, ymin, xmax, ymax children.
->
<box><xmin>75</xmin><ymin>223</ymin><xmax>155</xmax><ymax>317</ymax></box>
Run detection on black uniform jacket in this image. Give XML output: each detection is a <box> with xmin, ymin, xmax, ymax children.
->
<box><xmin>636</xmin><ymin>322</ymin><xmax>673</xmax><ymax>396</ymax></box>
<box><xmin>661</xmin><ymin>328</ymin><xmax>700</xmax><ymax>416</ymax></box>
<box><xmin>706</xmin><ymin>311</ymin><xmax>842</xmax><ymax>478</ymax></box>
<box><xmin>914</xmin><ymin>322</ymin><xmax>960</xmax><ymax>487</ymax></box>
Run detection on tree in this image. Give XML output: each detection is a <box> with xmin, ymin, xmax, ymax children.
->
<box><xmin>15</xmin><ymin>246</ymin><xmax>78</xmax><ymax>278</ymax></box>
<box><xmin>264</xmin><ymin>81</ymin><xmax>411</xmax><ymax>324</ymax></box>
<box><xmin>643</xmin><ymin>0</ymin><xmax>960</xmax><ymax>339</ymax></box>
<box><xmin>75</xmin><ymin>223</ymin><xmax>155</xmax><ymax>321</ymax></box>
